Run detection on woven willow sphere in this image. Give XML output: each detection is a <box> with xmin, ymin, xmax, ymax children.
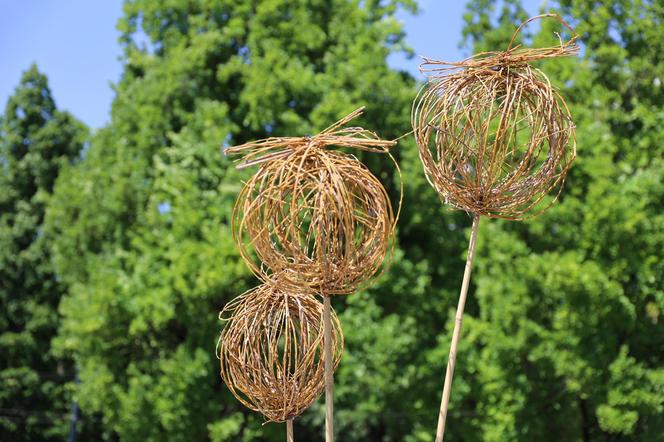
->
<box><xmin>217</xmin><ymin>280</ymin><xmax>343</xmax><ymax>422</ymax></box>
<box><xmin>412</xmin><ymin>16</ymin><xmax>578</xmax><ymax>220</ymax></box>
<box><xmin>227</xmin><ymin>109</ymin><xmax>398</xmax><ymax>295</ymax></box>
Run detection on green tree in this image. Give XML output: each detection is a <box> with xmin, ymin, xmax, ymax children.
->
<box><xmin>0</xmin><ymin>65</ymin><xmax>87</xmax><ymax>440</ymax></box>
<box><xmin>46</xmin><ymin>1</ymin><xmax>421</xmax><ymax>440</ymax></box>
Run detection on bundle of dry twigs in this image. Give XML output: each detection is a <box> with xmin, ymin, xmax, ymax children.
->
<box><xmin>412</xmin><ymin>14</ymin><xmax>577</xmax><ymax>220</ymax></box>
<box><xmin>217</xmin><ymin>276</ymin><xmax>343</xmax><ymax>422</ymax></box>
<box><xmin>228</xmin><ymin>107</ymin><xmax>400</xmax><ymax>294</ymax></box>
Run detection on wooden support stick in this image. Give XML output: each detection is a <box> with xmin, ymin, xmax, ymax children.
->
<box><xmin>286</xmin><ymin>419</ymin><xmax>294</xmax><ymax>442</ymax></box>
<box><xmin>435</xmin><ymin>214</ymin><xmax>481</xmax><ymax>442</ymax></box>
<box><xmin>323</xmin><ymin>295</ymin><xmax>334</xmax><ymax>442</ymax></box>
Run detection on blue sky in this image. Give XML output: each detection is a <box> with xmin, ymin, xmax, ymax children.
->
<box><xmin>1</xmin><ymin>0</ymin><xmax>540</xmax><ymax>129</ymax></box>
<box><xmin>1</xmin><ymin>1</ymin><xmax>124</xmax><ymax>129</ymax></box>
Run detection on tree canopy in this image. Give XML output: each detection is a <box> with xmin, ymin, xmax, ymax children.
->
<box><xmin>0</xmin><ymin>65</ymin><xmax>87</xmax><ymax>440</ymax></box>
<box><xmin>0</xmin><ymin>0</ymin><xmax>661</xmax><ymax>441</ymax></box>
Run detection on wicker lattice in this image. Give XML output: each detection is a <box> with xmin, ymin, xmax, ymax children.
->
<box><xmin>217</xmin><ymin>278</ymin><xmax>343</xmax><ymax>422</ymax></box>
<box><xmin>412</xmin><ymin>14</ymin><xmax>578</xmax><ymax>220</ymax></box>
<box><xmin>226</xmin><ymin>108</ymin><xmax>400</xmax><ymax>294</ymax></box>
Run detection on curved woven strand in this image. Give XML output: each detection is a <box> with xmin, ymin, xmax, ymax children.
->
<box><xmin>507</xmin><ymin>13</ymin><xmax>576</xmax><ymax>50</ymax></box>
<box><xmin>412</xmin><ymin>15</ymin><xmax>577</xmax><ymax>220</ymax></box>
<box><xmin>420</xmin><ymin>14</ymin><xmax>579</xmax><ymax>76</ymax></box>
<box><xmin>228</xmin><ymin>108</ymin><xmax>401</xmax><ymax>294</ymax></box>
<box><xmin>216</xmin><ymin>278</ymin><xmax>344</xmax><ymax>423</ymax></box>
<box><xmin>232</xmin><ymin>150</ymin><xmax>395</xmax><ymax>293</ymax></box>
<box><xmin>225</xmin><ymin>107</ymin><xmax>395</xmax><ymax>169</ymax></box>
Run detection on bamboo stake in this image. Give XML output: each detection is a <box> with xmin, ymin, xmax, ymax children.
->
<box><xmin>286</xmin><ymin>419</ymin><xmax>294</xmax><ymax>442</ymax></box>
<box><xmin>323</xmin><ymin>295</ymin><xmax>334</xmax><ymax>442</ymax></box>
<box><xmin>435</xmin><ymin>214</ymin><xmax>481</xmax><ymax>442</ymax></box>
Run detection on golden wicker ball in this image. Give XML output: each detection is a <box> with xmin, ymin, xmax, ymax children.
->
<box><xmin>412</xmin><ymin>15</ymin><xmax>578</xmax><ymax>220</ymax></box>
<box><xmin>227</xmin><ymin>108</ymin><xmax>399</xmax><ymax>294</ymax></box>
<box><xmin>217</xmin><ymin>279</ymin><xmax>344</xmax><ymax>422</ymax></box>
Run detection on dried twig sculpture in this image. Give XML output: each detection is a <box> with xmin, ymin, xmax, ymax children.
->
<box><xmin>223</xmin><ymin>108</ymin><xmax>400</xmax><ymax>441</ymax></box>
<box><xmin>228</xmin><ymin>108</ymin><xmax>398</xmax><ymax>295</ymax></box>
<box><xmin>217</xmin><ymin>277</ymin><xmax>343</xmax><ymax>423</ymax></box>
<box><xmin>411</xmin><ymin>14</ymin><xmax>578</xmax><ymax>441</ymax></box>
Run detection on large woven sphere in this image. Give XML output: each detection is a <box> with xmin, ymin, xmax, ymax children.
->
<box><xmin>232</xmin><ymin>145</ymin><xmax>395</xmax><ymax>294</ymax></box>
<box><xmin>217</xmin><ymin>279</ymin><xmax>343</xmax><ymax>422</ymax></box>
<box><xmin>412</xmin><ymin>55</ymin><xmax>576</xmax><ymax>220</ymax></box>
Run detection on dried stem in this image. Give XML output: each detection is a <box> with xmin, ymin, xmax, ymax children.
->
<box><xmin>323</xmin><ymin>295</ymin><xmax>334</xmax><ymax>442</ymax></box>
<box><xmin>287</xmin><ymin>419</ymin><xmax>294</xmax><ymax>442</ymax></box>
<box><xmin>436</xmin><ymin>214</ymin><xmax>481</xmax><ymax>442</ymax></box>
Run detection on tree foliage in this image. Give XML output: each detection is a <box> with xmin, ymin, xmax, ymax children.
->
<box><xmin>0</xmin><ymin>65</ymin><xmax>87</xmax><ymax>440</ymax></box>
<box><xmin>0</xmin><ymin>0</ymin><xmax>658</xmax><ymax>441</ymax></box>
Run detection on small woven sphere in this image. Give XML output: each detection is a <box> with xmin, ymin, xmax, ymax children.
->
<box><xmin>412</xmin><ymin>64</ymin><xmax>576</xmax><ymax>220</ymax></box>
<box><xmin>217</xmin><ymin>280</ymin><xmax>343</xmax><ymax>422</ymax></box>
<box><xmin>233</xmin><ymin>145</ymin><xmax>395</xmax><ymax>294</ymax></box>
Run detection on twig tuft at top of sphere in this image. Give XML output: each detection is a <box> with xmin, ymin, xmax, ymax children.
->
<box><xmin>226</xmin><ymin>108</ymin><xmax>401</xmax><ymax>294</ymax></box>
<box><xmin>412</xmin><ymin>14</ymin><xmax>578</xmax><ymax>220</ymax></box>
<box><xmin>217</xmin><ymin>277</ymin><xmax>343</xmax><ymax>422</ymax></box>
